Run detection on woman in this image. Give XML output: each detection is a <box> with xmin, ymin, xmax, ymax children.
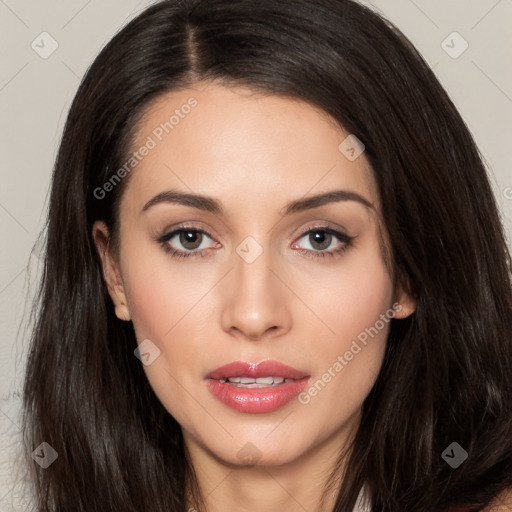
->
<box><xmin>23</xmin><ymin>0</ymin><xmax>512</xmax><ymax>510</ymax></box>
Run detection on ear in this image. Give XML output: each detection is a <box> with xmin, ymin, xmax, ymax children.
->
<box><xmin>92</xmin><ymin>220</ymin><xmax>131</xmax><ymax>322</ymax></box>
<box><xmin>392</xmin><ymin>280</ymin><xmax>416</xmax><ymax>319</ymax></box>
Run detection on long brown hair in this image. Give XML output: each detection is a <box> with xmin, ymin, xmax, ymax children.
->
<box><xmin>23</xmin><ymin>0</ymin><xmax>512</xmax><ymax>510</ymax></box>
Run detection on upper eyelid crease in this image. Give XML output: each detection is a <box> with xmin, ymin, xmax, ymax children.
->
<box><xmin>140</xmin><ymin>189</ymin><xmax>374</xmax><ymax>216</ymax></box>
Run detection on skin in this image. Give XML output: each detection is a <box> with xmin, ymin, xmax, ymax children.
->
<box><xmin>93</xmin><ymin>82</ymin><xmax>415</xmax><ymax>512</ymax></box>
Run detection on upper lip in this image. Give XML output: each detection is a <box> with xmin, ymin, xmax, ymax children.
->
<box><xmin>206</xmin><ymin>360</ymin><xmax>309</xmax><ymax>380</ymax></box>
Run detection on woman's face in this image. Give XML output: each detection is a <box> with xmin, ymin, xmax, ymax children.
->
<box><xmin>93</xmin><ymin>82</ymin><xmax>414</xmax><ymax>470</ymax></box>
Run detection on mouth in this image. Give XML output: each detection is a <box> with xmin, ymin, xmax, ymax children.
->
<box><xmin>206</xmin><ymin>360</ymin><xmax>309</xmax><ymax>381</ymax></box>
<box><xmin>218</xmin><ymin>376</ymin><xmax>296</xmax><ymax>388</ymax></box>
<box><xmin>205</xmin><ymin>360</ymin><xmax>310</xmax><ymax>413</ymax></box>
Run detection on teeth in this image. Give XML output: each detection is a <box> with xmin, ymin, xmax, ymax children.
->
<box><xmin>219</xmin><ymin>376</ymin><xmax>294</xmax><ymax>386</ymax></box>
<box><xmin>255</xmin><ymin>377</ymin><xmax>274</xmax><ymax>385</ymax></box>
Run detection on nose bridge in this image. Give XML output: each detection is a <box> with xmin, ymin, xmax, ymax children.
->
<box><xmin>220</xmin><ymin>233</ymin><xmax>290</xmax><ymax>340</ymax></box>
<box><xmin>234</xmin><ymin>236</ymin><xmax>273</xmax><ymax>297</ymax></box>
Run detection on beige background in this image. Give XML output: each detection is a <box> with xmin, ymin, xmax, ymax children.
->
<box><xmin>0</xmin><ymin>0</ymin><xmax>511</xmax><ymax>509</ymax></box>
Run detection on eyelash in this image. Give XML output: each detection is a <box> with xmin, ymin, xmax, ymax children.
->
<box><xmin>157</xmin><ymin>223</ymin><xmax>354</xmax><ymax>260</ymax></box>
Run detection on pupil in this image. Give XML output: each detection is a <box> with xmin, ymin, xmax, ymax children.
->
<box><xmin>181</xmin><ymin>231</ymin><xmax>201</xmax><ymax>250</ymax></box>
<box><xmin>310</xmin><ymin>231</ymin><xmax>331</xmax><ymax>250</ymax></box>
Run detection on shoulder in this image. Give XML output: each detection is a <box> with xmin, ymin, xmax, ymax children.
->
<box><xmin>480</xmin><ymin>486</ymin><xmax>512</xmax><ymax>511</ymax></box>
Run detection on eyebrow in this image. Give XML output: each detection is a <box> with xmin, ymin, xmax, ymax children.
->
<box><xmin>140</xmin><ymin>188</ymin><xmax>374</xmax><ymax>216</ymax></box>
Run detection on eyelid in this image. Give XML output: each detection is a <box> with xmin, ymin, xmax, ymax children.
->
<box><xmin>157</xmin><ymin>221</ymin><xmax>354</xmax><ymax>259</ymax></box>
<box><xmin>294</xmin><ymin>221</ymin><xmax>350</xmax><ymax>238</ymax></box>
<box><xmin>158</xmin><ymin>221</ymin><xmax>349</xmax><ymax>243</ymax></box>
<box><xmin>158</xmin><ymin>223</ymin><xmax>218</xmax><ymax>245</ymax></box>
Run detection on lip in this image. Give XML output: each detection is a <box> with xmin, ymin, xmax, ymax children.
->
<box><xmin>206</xmin><ymin>360</ymin><xmax>309</xmax><ymax>380</ymax></box>
<box><xmin>206</xmin><ymin>360</ymin><xmax>310</xmax><ymax>413</ymax></box>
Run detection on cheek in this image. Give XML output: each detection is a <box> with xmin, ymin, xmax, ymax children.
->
<box><xmin>337</xmin><ymin>260</ymin><xmax>393</xmax><ymax>340</ymax></box>
<box><xmin>118</xmin><ymin>243</ymin><xmax>208</xmax><ymax>423</ymax></box>
<box><xmin>119</xmin><ymin>239</ymin><xmax>205</xmax><ymax>341</ymax></box>
<box><xmin>297</xmin><ymin>240</ymin><xmax>394</xmax><ymax>408</ymax></box>
<box><xmin>307</xmin><ymin>242</ymin><xmax>394</xmax><ymax>346</ymax></box>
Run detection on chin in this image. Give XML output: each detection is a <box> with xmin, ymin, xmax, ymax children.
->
<box><xmin>203</xmin><ymin>434</ymin><xmax>311</xmax><ymax>469</ymax></box>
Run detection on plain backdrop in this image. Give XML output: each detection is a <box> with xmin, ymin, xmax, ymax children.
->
<box><xmin>0</xmin><ymin>1</ymin><xmax>511</xmax><ymax>509</ymax></box>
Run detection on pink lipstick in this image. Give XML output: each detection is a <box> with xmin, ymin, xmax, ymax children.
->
<box><xmin>206</xmin><ymin>360</ymin><xmax>310</xmax><ymax>413</ymax></box>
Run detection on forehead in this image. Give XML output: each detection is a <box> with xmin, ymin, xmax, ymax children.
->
<box><xmin>123</xmin><ymin>81</ymin><xmax>379</xmax><ymax>217</ymax></box>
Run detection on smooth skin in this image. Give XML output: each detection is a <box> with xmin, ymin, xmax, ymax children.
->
<box><xmin>93</xmin><ymin>82</ymin><xmax>415</xmax><ymax>512</ymax></box>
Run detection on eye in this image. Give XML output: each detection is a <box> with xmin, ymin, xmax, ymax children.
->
<box><xmin>292</xmin><ymin>225</ymin><xmax>354</xmax><ymax>259</ymax></box>
<box><xmin>157</xmin><ymin>223</ymin><xmax>354</xmax><ymax>260</ymax></box>
<box><xmin>157</xmin><ymin>225</ymin><xmax>218</xmax><ymax>259</ymax></box>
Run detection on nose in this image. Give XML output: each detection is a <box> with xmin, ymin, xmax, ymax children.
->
<box><xmin>220</xmin><ymin>243</ymin><xmax>292</xmax><ymax>342</ymax></box>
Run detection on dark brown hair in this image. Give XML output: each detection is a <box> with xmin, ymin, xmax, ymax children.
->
<box><xmin>23</xmin><ymin>0</ymin><xmax>512</xmax><ymax>510</ymax></box>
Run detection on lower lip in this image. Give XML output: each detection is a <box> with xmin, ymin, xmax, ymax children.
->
<box><xmin>206</xmin><ymin>378</ymin><xmax>309</xmax><ymax>413</ymax></box>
